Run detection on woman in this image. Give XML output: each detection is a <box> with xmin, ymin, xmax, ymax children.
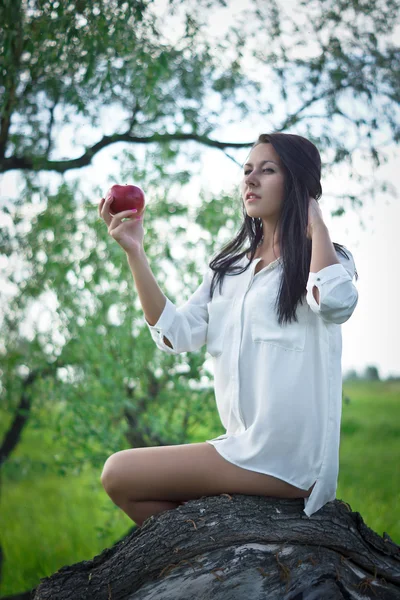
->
<box><xmin>99</xmin><ymin>132</ymin><xmax>359</xmax><ymax>526</ymax></box>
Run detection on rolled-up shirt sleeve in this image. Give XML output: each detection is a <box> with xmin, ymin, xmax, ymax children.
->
<box><xmin>145</xmin><ymin>267</ymin><xmax>212</xmax><ymax>354</ymax></box>
<box><xmin>306</xmin><ymin>248</ymin><xmax>358</xmax><ymax>324</ymax></box>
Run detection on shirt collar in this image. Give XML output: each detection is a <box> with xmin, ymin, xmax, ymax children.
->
<box><xmin>240</xmin><ymin>254</ymin><xmax>282</xmax><ymax>270</ymax></box>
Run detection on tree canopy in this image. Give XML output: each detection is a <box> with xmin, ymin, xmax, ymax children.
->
<box><xmin>1</xmin><ymin>0</ymin><xmax>399</xmax><ymax>176</ymax></box>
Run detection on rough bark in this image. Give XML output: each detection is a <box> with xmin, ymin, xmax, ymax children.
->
<box><xmin>30</xmin><ymin>495</ymin><xmax>400</xmax><ymax>600</ymax></box>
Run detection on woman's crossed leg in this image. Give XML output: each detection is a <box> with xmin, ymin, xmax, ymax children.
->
<box><xmin>100</xmin><ymin>442</ymin><xmax>315</xmax><ymax>526</ymax></box>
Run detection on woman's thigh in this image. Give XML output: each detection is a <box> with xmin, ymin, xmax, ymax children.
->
<box><xmin>101</xmin><ymin>442</ymin><xmax>315</xmax><ymax>502</ymax></box>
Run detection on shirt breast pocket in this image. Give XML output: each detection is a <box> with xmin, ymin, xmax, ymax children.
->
<box><xmin>250</xmin><ymin>292</ymin><xmax>308</xmax><ymax>352</ymax></box>
<box><xmin>206</xmin><ymin>298</ymin><xmax>232</xmax><ymax>357</ymax></box>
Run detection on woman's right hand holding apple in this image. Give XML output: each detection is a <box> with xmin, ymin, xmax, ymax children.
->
<box><xmin>99</xmin><ymin>195</ymin><xmax>145</xmax><ymax>255</ymax></box>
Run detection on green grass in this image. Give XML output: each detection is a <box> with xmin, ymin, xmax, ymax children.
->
<box><xmin>337</xmin><ymin>380</ymin><xmax>400</xmax><ymax>540</ymax></box>
<box><xmin>0</xmin><ymin>465</ymin><xmax>133</xmax><ymax>597</ymax></box>
<box><xmin>0</xmin><ymin>379</ymin><xmax>399</xmax><ymax>597</ymax></box>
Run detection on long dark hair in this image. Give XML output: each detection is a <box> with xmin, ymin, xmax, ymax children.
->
<box><xmin>208</xmin><ymin>132</ymin><xmax>358</xmax><ymax>325</ymax></box>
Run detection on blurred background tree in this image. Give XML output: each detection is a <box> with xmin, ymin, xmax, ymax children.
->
<box><xmin>364</xmin><ymin>365</ymin><xmax>381</xmax><ymax>381</ymax></box>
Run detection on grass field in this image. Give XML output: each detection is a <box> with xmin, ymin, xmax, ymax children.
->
<box><xmin>0</xmin><ymin>379</ymin><xmax>399</xmax><ymax>597</ymax></box>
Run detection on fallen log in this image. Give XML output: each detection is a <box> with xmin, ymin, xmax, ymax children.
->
<box><xmin>32</xmin><ymin>494</ymin><xmax>400</xmax><ymax>599</ymax></box>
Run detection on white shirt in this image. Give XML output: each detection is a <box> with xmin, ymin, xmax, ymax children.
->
<box><xmin>146</xmin><ymin>247</ymin><xmax>358</xmax><ymax>517</ymax></box>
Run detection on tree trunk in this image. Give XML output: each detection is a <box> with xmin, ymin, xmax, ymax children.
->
<box><xmin>31</xmin><ymin>495</ymin><xmax>400</xmax><ymax>599</ymax></box>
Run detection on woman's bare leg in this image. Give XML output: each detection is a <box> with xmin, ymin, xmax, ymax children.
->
<box><xmin>114</xmin><ymin>497</ymin><xmax>183</xmax><ymax>526</ymax></box>
<box><xmin>101</xmin><ymin>443</ymin><xmax>314</xmax><ymax>528</ymax></box>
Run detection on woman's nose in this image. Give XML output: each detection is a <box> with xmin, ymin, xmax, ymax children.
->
<box><xmin>245</xmin><ymin>172</ymin><xmax>258</xmax><ymax>186</ymax></box>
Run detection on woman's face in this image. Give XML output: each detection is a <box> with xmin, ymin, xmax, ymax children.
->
<box><xmin>240</xmin><ymin>143</ymin><xmax>285</xmax><ymax>220</ymax></box>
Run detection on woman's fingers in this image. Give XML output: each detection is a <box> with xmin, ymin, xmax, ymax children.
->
<box><xmin>99</xmin><ymin>195</ymin><xmax>143</xmax><ymax>228</ymax></box>
<box><xmin>99</xmin><ymin>196</ymin><xmax>111</xmax><ymax>221</ymax></box>
<box><xmin>107</xmin><ymin>208</ymin><xmax>141</xmax><ymax>233</ymax></box>
<box><xmin>99</xmin><ymin>196</ymin><xmax>117</xmax><ymax>225</ymax></box>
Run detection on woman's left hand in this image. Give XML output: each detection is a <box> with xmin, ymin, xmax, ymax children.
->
<box><xmin>307</xmin><ymin>197</ymin><xmax>325</xmax><ymax>240</ymax></box>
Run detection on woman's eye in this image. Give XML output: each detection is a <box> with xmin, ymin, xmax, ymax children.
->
<box><xmin>244</xmin><ymin>168</ymin><xmax>274</xmax><ymax>175</ymax></box>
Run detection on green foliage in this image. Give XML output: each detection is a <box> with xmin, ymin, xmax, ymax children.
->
<box><xmin>195</xmin><ymin>187</ymin><xmax>243</xmax><ymax>241</ymax></box>
<box><xmin>0</xmin><ymin>0</ymin><xmax>258</xmax><ymax>169</ymax></box>
<box><xmin>0</xmin><ymin>165</ymin><xmax>232</xmax><ymax>474</ymax></box>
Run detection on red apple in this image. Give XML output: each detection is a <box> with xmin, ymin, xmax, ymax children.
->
<box><xmin>105</xmin><ymin>184</ymin><xmax>145</xmax><ymax>214</ymax></box>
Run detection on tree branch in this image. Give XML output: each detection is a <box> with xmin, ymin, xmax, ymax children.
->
<box><xmin>0</xmin><ymin>132</ymin><xmax>254</xmax><ymax>174</ymax></box>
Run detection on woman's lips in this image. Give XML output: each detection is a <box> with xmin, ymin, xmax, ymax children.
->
<box><xmin>246</xmin><ymin>195</ymin><xmax>260</xmax><ymax>203</ymax></box>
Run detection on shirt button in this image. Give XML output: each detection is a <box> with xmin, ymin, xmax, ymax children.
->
<box><xmin>317</xmin><ymin>277</ymin><xmax>320</xmax><ymax>281</ymax></box>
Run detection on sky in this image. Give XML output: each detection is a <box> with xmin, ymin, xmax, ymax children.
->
<box><xmin>1</xmin><ymin>0</ymin><xmax>399</xmax><ymax>379</ymax></box>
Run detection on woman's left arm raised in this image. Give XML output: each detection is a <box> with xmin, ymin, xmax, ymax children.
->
<box><xmin>307</xmin><ymin>197</ymin><xmax>340</xmax><ymax>304</ymax></box>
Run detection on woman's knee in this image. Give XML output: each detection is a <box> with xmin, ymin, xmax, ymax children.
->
<box><xmin>100</xmin><ymin>453</ymin><xmax>124</xmax><ymax>496</ymax></box>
